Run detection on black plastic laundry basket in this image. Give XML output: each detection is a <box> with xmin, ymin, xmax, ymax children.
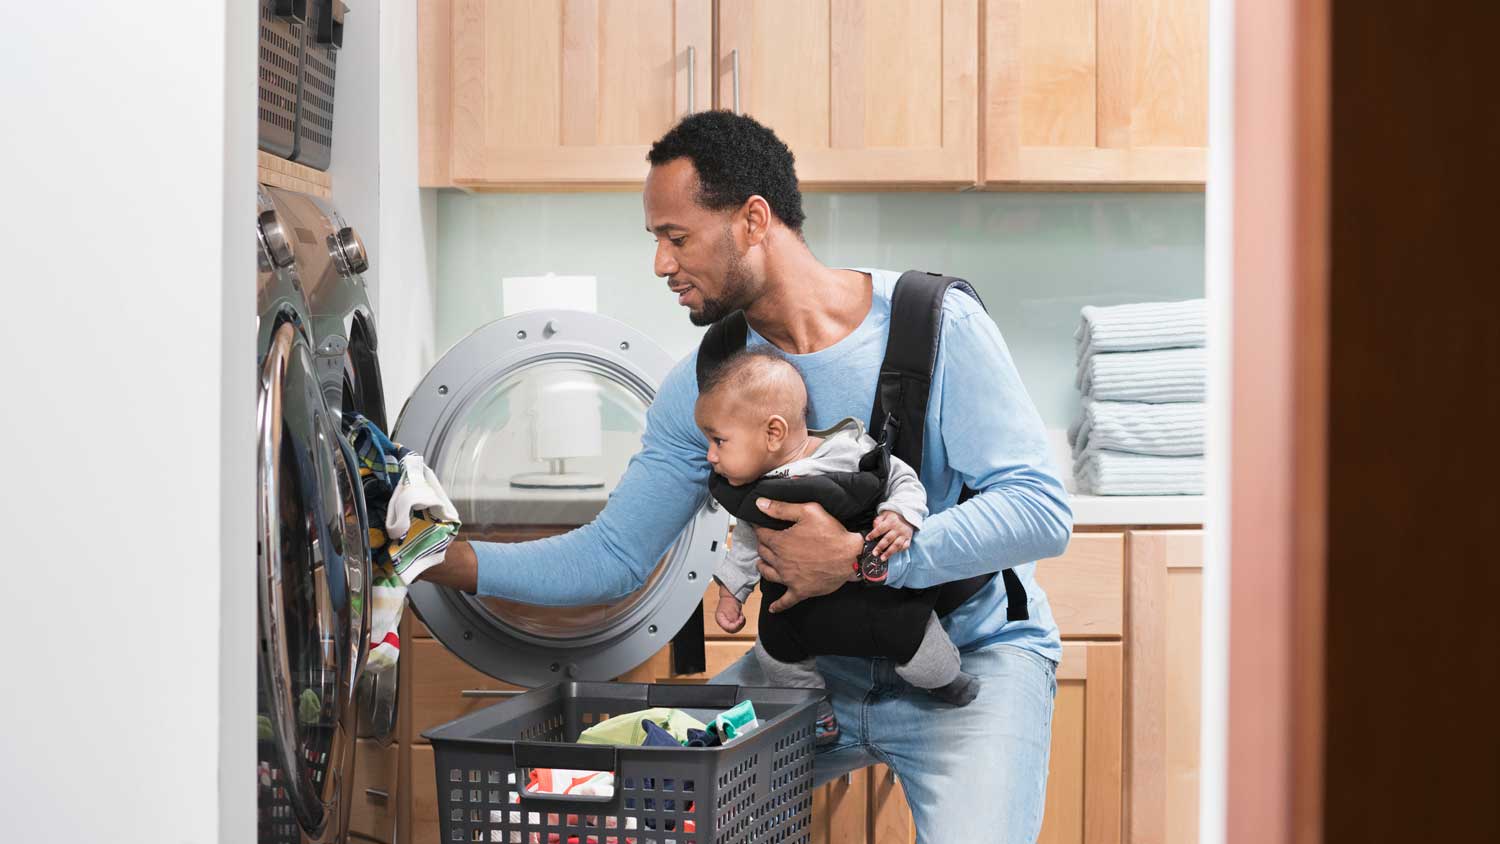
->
<box><xmin>257</xmin><ymin>0</ymin><xmax>304</xmax><ymax>159</ymax></box>
<box><xmin>424</xmin><ymin>682</ymin><xmax>821</xmax><ymax>844</ymax></box>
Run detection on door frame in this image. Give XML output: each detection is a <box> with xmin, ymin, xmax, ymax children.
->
<box><xmin>1217</xmin><ymin>0</ymin><xmax>1330</xmax><ymax>842</ymax></box>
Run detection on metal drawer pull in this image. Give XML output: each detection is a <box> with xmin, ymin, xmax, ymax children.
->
<box><xmin>365</xmin><ymin>788</ymin><xmax>389</xmax><ymax>801</ymax></box>
<box><xmin>731</xmin><ymin>49</ymin><xmax>741</xmax><ymax>114</ymax></box>
<box><xmin>460</xmin><ymin>689</ymin><xmax>524</xmax><ymax>698</ymax></box>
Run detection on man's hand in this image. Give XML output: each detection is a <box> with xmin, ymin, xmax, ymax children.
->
<box><xmin>867</xmin><ymin>512</ymin><xmax>914</xmax><ymax>560</ymax></box>
<box><xmin>413</xmin><ymin>539</ymin><xmax>479</xmax><ymax>594</ymax></box>
<box><xmin>753</xmin><ymin>498</ymin><xmax>863</xmax><ymax>613</ymax></box>
<box><xmin>714</xmin><ymin>583</ymin><xmax>746</xmax><ymax>634</ymax></box>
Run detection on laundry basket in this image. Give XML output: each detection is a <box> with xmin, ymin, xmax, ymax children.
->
<box><xmin>424</xmin><ymin>682</ymin><xmax>821</xmax><ymax>844</ymax></box>
<box><xmin>256</xmin><ymin>0</ymin><xmax>304</xmax><ymax>159</ymax></box>
<box><xmin>292</xmin><ymin>0</ymin><xmax>341</xmax><ymax>170</ymax></box>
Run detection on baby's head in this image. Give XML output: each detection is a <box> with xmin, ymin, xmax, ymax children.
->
<box><xmin>694</xmin><ymin>346</ymin><xmax>809</xmax><ymax>486</ymax></box>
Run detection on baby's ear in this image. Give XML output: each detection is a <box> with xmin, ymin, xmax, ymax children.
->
<box><xmin>764</xmin><ymin>414</ymin><xmax>790</xmax><ymax>449</ymax></box>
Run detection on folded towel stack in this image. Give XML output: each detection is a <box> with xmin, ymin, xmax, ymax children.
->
<box><xmin>1070</xmin><ymin>300</ymin><xmax>1207</xmax><ymax>495</ymax></box>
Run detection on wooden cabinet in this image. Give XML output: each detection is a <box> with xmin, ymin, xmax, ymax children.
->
<box><xmin>421</xmin><ymin>0</ymin><xmax>712</xmax><ymax>188</ymax></box>
<box><xmin>419</xmin><ymin>0</ymin><xmax>1207</xmax><ymax>189</ymax></box>
<box><xmin>716</xmin><ymin>0</ymin><xmax>978</xmax><ymax>188</ymax></box>
<box><xmin>1125</xmin><ymin>530</ymin><xmax>1203</xmax><ymax>844</ymax></box>
<box><xmin>348</xmin><ymin>740</ymin><xmax>399</xmax><ymax>843</ymax></box>
<box><xmin>983</xmin><ymin>0</ymin><xmax>1208</xmax><ymax>186</ymax></box>
<box><xmin>1040</xmin><ymin>642</ymin><xmax>1125</xmax><ymax>844</ymax></box>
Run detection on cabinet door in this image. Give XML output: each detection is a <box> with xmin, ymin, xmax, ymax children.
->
<box><xmin>984</xmin><ymin>0</ymin><xmax>1207</xmax><ymax>186</ymax></box>
<box><xmin>1039</xmin><ymin>642</ymin><xmax>1124</xmax><ymax>844</ymax></box>
<box><xmin>717</xmin><ymin>0</ymin><xmax>979</xmax><ymax>188</ymax></box>
<box><xmin>1126</xmin><ymin>530</ymin><xmax>1204</xmax><ymax>844</ymax></box>
<box><xmin>444</xmin><ymin>0</ymin><xmax>712</xmax><ymax>187</ymax></box>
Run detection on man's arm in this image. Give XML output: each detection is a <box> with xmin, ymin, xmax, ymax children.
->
<box><xmin>415</xmin><ymin>357</ymin><xmax>711</xmax><ymax>605</ymax></box>
<box><xmin>882</xmin><ymin>304</ymin><xmax>1073</xmax><ymax>590</ymax></box>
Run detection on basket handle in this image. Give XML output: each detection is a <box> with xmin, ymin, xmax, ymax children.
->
<box><xmin>646</xmin><ymin>683</ymin><xmax>741</xmax><ymax>710</ymax></box>
<box><xmin>514</xmin><ymin>742</ymin><xmax>619</xmax><ymax>804</ymax></box>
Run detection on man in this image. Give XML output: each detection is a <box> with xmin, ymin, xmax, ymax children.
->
<box><xmin>421</xmin><ymin>111</ymin><xmax>1072</xmax><ymax>842</ymax></box>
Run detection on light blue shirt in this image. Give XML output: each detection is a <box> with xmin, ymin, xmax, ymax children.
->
<box><xmin>474</xmin><ymin>269</ymin><xmax>1072</xmax><ymax>662</ymax></box>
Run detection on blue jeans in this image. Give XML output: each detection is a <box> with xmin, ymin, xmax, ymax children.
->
<box><xmin>711</xmin><ymin>642</ymin><xmax>1058</xmax><ymax>844</ymax></box>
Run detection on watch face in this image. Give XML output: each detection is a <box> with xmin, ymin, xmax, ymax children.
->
<box><xmin>860</xmin><ymin>553</ymin><xmax>888</xmax><ymax>582</ymax></box>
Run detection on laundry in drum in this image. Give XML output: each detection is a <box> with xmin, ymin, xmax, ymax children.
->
<box><xmin>343</xmin><ymin>413</ymin><xmax>462</xmax><ymax>675</ymax></box>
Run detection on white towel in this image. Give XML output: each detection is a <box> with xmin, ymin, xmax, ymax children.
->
<box><xmin>1075</xmin><ymin>299</ymin><xmax>1206</xmax><ymax>361</ymax></box>
<box><xmin>1073</xmin><ymin>449</ymin><xmax>1204</xmax><ymax>496</ymax></box>
<box><xmin>1069</xmin><ymin>400</ymin><xmax>1205</xmax><ymax>458</ymax></box>
<box><xmin>1076</xmin><ymin>347</ymin><xmax>1207</xmax><ymax>403</ymax></box>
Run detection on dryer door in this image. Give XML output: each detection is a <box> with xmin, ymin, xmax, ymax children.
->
<box><xmin>397</xmin><ymin>309</ymin><xmax>728</xmax><ymax>687</ymax></box>
<box><xmin>257</xmin><ymin>320</ymin><xmax>366</xmax><ymax>842</ymax></box>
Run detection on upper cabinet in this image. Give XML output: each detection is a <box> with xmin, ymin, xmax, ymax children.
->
<box><xmin>717</xmin><ymin>0</ymin><xmax>978</xmax><ymax>189</ymax></box>
<box><xmin>983</xmin><ymin>0</ymin><xmax>1208</xmax><ymax>186</ymax></box>
<box><xmin>421</xmin><ymin>0</ymin><xmax>712</xmax><ymax>188</ymax></box>
<box><xmin>419</xmin><ymin>0</ymin><xmax>1206</xmax><ymax>190</ymax></box>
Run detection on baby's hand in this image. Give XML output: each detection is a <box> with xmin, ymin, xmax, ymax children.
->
<box><xmin>867</xmin><ymin>512</ymin><xmax>915</xmax><ymax>560</ymax></box>
<box><xmin>715</xmin><ymin>583</ymin><xmax>746</xmax><ymax>634</ymax></box>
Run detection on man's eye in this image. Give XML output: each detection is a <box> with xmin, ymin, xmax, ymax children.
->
<box><xmin>670</xmin><ymin>236</ymin><xmax>686</xmax><ymax>247</ymax></box>
<box><xmin>713</xmin><ymin>438</ymin><xmax>724</xmax><ymax>446</ymax></box>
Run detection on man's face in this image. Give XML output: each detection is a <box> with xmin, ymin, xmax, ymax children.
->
<box><xmin>644</xmin><ymin>159</ymin><xmax>757</xmax><ymax>326</ymax></box>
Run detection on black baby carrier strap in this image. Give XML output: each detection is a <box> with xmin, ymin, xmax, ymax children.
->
<box><xmin>873</xmin><ymin>271</ymin><xmax>1027</xmax><ymax>621</ymax></box>
<box><xmin>695</xmin><ymin>270</ymin><xmax>1029</xmax><ymax>622</ymax></box>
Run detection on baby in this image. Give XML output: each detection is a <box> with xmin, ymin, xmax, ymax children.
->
<box><xmin>694</xmin><ymin>347</ymin><xmax>980</xmax><ymax>744</ymax></box>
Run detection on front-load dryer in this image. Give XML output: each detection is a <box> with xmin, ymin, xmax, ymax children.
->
<box><xmin>393</xmin><ymin>309</ymin><xmax>729</xmax><ymax>688</ymax></box>
<box><xmin>261</xmin><ymin>186</ymin><xmax>387</xmax><ymax>431</ymax></box>
<box><xmin>260</xmin><ymin>186</ymin><xmax>399</xmax><ymax>747</ymax></box>
<box><xmin>255</xmin><ymin>187</ymin><xmax>371</xmax><ymax>844</ymax></box>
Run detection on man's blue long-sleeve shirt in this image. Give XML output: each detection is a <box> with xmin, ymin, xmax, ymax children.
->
<box><xmin>473</xmin><ymin>269</ymin><xmax>1072</xmax><ymax>661</ymax></box>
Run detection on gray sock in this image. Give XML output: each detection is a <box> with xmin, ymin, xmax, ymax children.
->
<box><xmin>894</xmin><ymin>612</ymin><xmax>962</xmax><ymax>689</ymax></box>
<box><xmin>753</xmin><ymin>640</ymin><xmax>825</xmax><ymax>690</ymax></box>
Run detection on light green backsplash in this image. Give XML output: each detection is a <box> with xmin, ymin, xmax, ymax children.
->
<box><xmin>436</xmin><ymin>191</ymin><xmax>1204</xmax><ymax>428</ymax></box>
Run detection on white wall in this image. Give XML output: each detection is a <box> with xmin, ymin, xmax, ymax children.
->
<box><xmin>0</xmin><ymin>1</ymin><xmax>256</xmax><ymax>842</ymax></box>
<box><xmin>331</xmin><ymin>0</ymin><xmax>440</xmax><ymax>424</ymax></box>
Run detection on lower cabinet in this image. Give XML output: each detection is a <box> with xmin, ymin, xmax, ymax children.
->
<box><xmin>348</xmin><ymin>739</ymin><xmax>398</xmax><ymax>843</ymax></box>
<box><xmin>394</xmin><ymin>528</ymin><xmax>1204</xmax><ymax>844</ymax></box>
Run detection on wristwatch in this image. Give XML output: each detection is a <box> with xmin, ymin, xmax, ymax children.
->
<box><xmin>855</xmin><ymin>537</ymin><xmax>888</xmax><ymax>584</ymax></box>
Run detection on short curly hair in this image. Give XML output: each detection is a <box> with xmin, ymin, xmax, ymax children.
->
<box><xmin>648</xmin><ymin>111</ymin><xmax>806</xmax><ymax>232</ymax></box>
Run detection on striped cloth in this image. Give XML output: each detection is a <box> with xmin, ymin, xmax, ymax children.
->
<box><xmin>346</xmin><ymin>414</ymin><xmax>462</xmax><ymax>674</ymax></box>
<box><xmin>1072</xmin><ymin>450</ymin><xmax>1205</xmax><ymax>496</ymax></box>
<box><xmin>1075</xmin><ymin>299</ymin><xmax>1206</xmax><ymax>361</ymax></box>
<box><xmin>1076</xmin><ymin>347</ymin><xmax>1207</xmax><ymax>403</ymax></box>
<box><xmin>1069</xmin><ymin>400</ymin><xmax>1205</xmax><ymax>458</ymax></box>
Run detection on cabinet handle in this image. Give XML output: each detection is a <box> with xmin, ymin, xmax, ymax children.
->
<box><xmin>365</xmin><ymin>788</ymin><xmax>389</xmax><ymax>801</ymax></box>
<box><xmin>460</xmin><ymin>689</ymin><xmax>524</xmax><ymax>698</ymax></box>
<box><xmin>730</xmin><ymin>49</ymin><xmax>741</xmax><ymax>114</ymax></box>
<box><xmin>686</xmin><ymin>45</ymin><xmax>696</xmax><ymax>113</ymax></box>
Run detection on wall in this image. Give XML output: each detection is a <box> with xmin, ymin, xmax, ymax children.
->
<box><xmin>330</xmin><ymin>0</ymin><xmax>440</xmax><ymax>423</ymax></box>
<box><xmin>436</xmin><ymin>192</ymin><xmax>1205</xmax><ymax>429</ymax></box>
<box><xmin>0</xmin><ymin>1</ymin><xmax>256</xmax><ymax>841</ymax></box>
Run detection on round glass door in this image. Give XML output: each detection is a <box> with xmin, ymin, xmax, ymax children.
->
<box><xmin>399</xmin><ymin>310</ymin><xmax>726</xmax><ymax>687</ymax></box>
<box><xmin>257</xmin><ymin>320</ymin><xmax>362</xmax><ymax>840</ymax></box>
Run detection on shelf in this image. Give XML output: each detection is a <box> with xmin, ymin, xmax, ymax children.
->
<box><xmin>1070</xmin><ymin>494</ymin><xmax>1205</xmax><ymax>526</ymax></box>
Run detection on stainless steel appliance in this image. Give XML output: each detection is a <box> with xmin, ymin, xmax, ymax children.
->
<box><xmin>255</xmin><ymin>187</ymin><xmax>370</xmax><ymax>843</ymax></box>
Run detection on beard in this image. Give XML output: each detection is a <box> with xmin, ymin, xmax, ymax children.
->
<box><xmin>688</xmin><ymin>239</ymin><xmax>755</xmax><ymax>327</ymax></box>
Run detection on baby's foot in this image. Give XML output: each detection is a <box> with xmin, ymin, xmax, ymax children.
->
<box><xmin>930</xmin><ymin>671</ymin><xmax>981</xmax><ymax>707</ymax></box>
